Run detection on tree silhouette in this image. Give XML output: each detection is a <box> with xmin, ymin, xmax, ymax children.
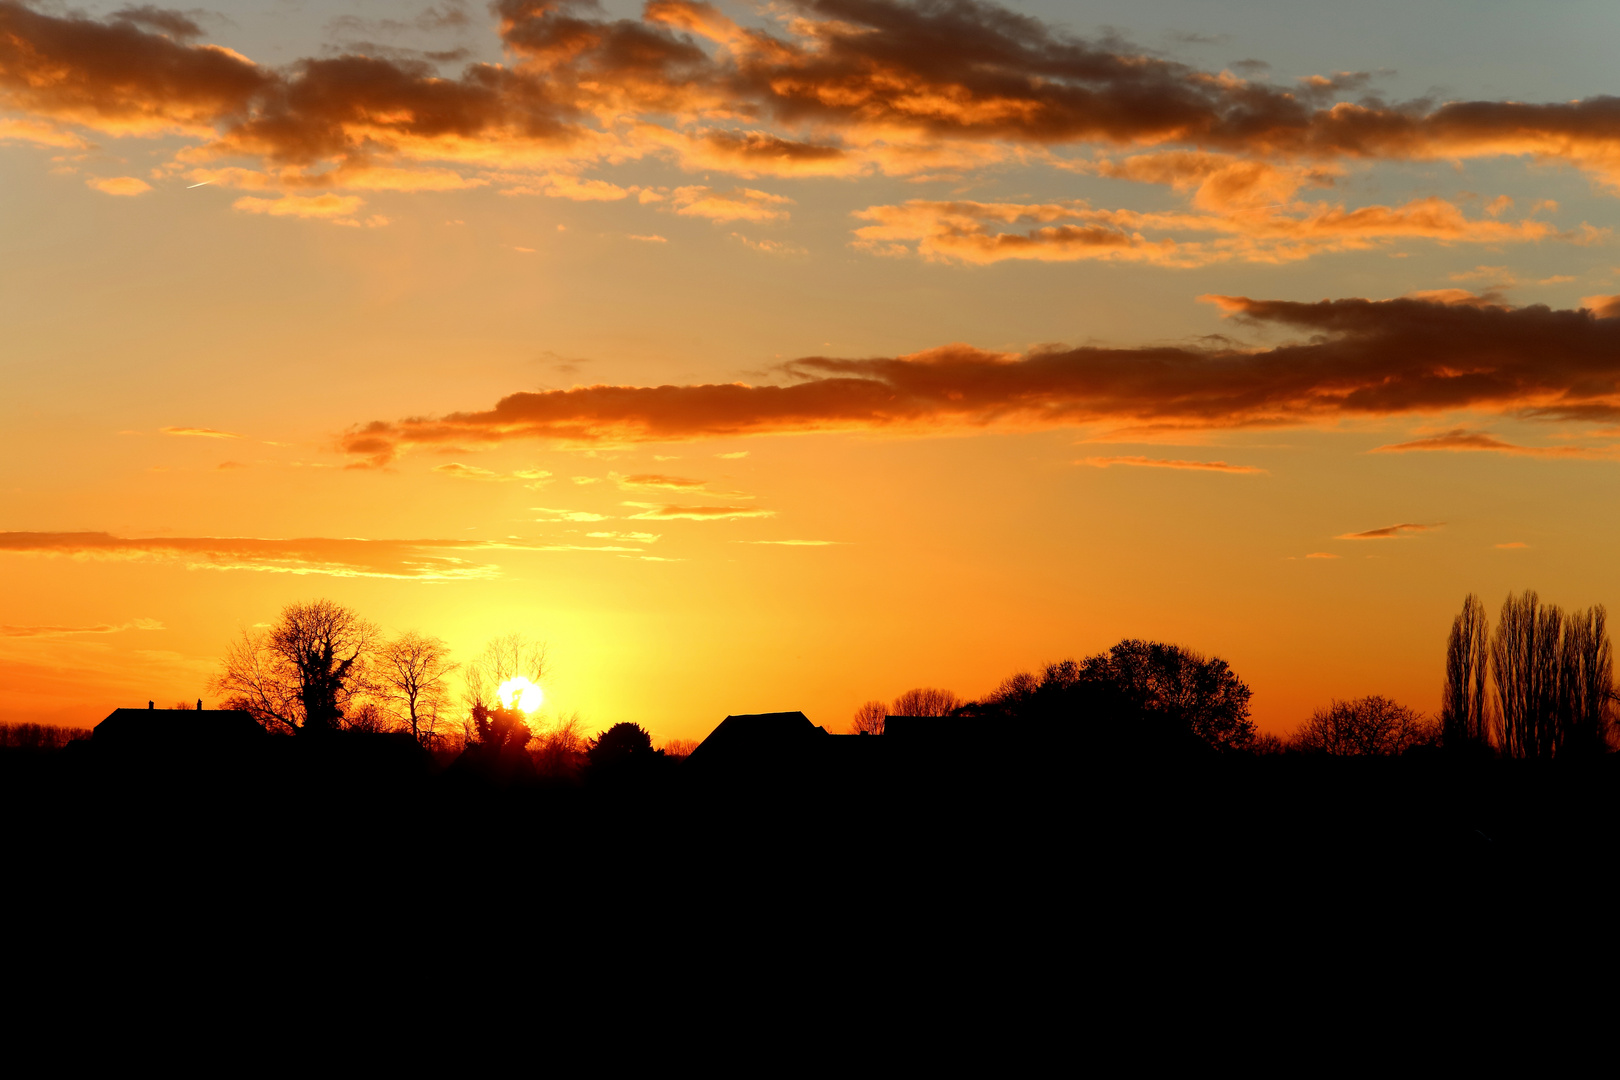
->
<box><xmin>850</xmin><ymin>700</ymin><xmax>887</xmax><ymax>734</ymax></box>
<box><xmin>1295</xmin><ymin>696</ymin><xmax>1433</xmax><ymax>756</ymax></box>
<box><xmin>462</xmin><ymin>633</ymin><xmax>547</xmax><ymax>715</ymax></box>
<box><xmin>964</xmin><ymin>639</ymin><xmax>1253</xmax><ymax>755</ymax></box>
<box><xmin>890</xmin><ymin>687</ymin><xmax>962</xmax><ymax>717</ymax></box>
<box><xmin>1442</xmin><ymin>594</ymin><xmax>1490</xmax><ymax>750</ymax></box>
<box><xmin>586</xmin><ymin>722</ymin><xmax>662</xmax><ymax>778</ymax></box>
<box><xmin>212</xmin><ymin>599</ymin><xmax>378</xmax><ymax>734</ymax></box>
<box><xmin>377</xmin><ymin>631</ymin><xmax>458</xmax><ymax>748</ymax></box>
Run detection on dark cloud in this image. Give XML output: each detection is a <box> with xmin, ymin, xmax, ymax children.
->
<box><xmin>341</xmin><ymin>293</ymin><xmax>1620</xmax><ymax>462</ymax></box>
<box><xmin>110</xmin><ymin>5</ymin><xmax>204</xmax><ymax>40</ymax></box>
<box><xmin>7</xmin><ymin>0</ymin><xmax>1620</xmax><ymax>199</ymax></box>
<box><xmin>0</xmin><ymin>1</ymin><xmax>270</xmax><ymax>135</ymax></box>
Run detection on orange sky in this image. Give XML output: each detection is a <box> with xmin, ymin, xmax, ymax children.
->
<box><xmin>7</xmin><ymin>0</ymin><xmax>1620</xmax><ymax>741</ymax></box>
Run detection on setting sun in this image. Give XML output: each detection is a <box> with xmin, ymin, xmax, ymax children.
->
<box><xmin>498</xmin><ymin>677</ymin><xmax>544</xmax><ymax>715</ymax></box>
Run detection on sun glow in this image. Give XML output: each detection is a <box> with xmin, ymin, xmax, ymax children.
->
<box><xmin>498</xmin><ymin>676</ymin><xmax>544</xmax><ymax>713</ymax></box>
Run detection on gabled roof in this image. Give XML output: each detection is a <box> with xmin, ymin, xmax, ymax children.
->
<box><xmin>94</xmin><ymin>707</ymin><xmax>265</xmax><ymax>747</ymax></box>
<box><xmin>686</xmin><ymin>710</ymin><xmax>827</xmax><ymax>766</ymax></box>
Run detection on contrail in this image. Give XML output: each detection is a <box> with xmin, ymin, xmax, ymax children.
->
<box><xmin>186</xmin><ymin>181</ymin><xmax>212</xmax><ymax>189</ymax></box>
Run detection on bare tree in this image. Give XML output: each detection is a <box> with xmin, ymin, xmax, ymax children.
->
<box><xmin>1491</xmin><ymin>591</ymin><xmax>1567</xmax><ymax>759</ymax></box>
<box><xmin>211</xmin><ymin>599</ymin><xmax>379</xmax><ymax>734</ymax></box>
<box><xmin>661</xmin><ymin>738</ymin><xmax>700</xmax><ymax>758</ymax></box>
<box><xmin>1295</xmin><ymin>696</ymin><xmax>1434</xmax><ymax>756</ymax></box>
<box><xmin>1558</xmin><ymin>605</ymin><xmax>1613</xmax><ymax>756</ymax></box>
<box><xmin>463</xmin><ymin>632</ymin><xmax>548</xmax><ymax>714</ymax></box>
<box><xmin>890</xmin><ymin>687</ymin><xmax>962</xmax><ymax>717</ymax></box>
<box><xmin>1442</xmin><ymin>594</ymin><xmax>1490</xmax><ymax>749</ymax></box>
<box><xmin>377</xmin><ymin>631</ymin><xmax>458</xmax><ymax>747</ymax></box>
<box><xmin>850</xmin><ymin>699</ymin><xmax>888</xmax><ymax>734</ymax></box>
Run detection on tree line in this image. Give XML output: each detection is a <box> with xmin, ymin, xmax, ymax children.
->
<box><xmin>847</xmin><ymin>589</ymin><xmax>1616</xmax><ymax>760</ymax></box>
<box><xmin>208</xmin><ymin>599</ymin><xmax>670</xmax><ymax>778</ymax></box>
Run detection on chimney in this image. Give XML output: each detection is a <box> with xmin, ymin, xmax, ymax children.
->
<box><xmin>148</xmin><ymin>701</ymin><xmax>154</xmax><ymax>709</ymax></box>
<box><xmin>197</xmin><ymin>698</ymin><xmax>203</xmax><ymax>711</ymax></box>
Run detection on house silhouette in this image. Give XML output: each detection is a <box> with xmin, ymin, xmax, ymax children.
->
<box><xmin>93</xmin><ymin>701</ymin><xmax>264</xmax><ymax>751</ymax></box>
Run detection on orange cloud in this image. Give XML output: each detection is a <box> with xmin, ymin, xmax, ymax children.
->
<box><xmin>853</xmin><ymin>195</ymin><xmax>1560</xmax><ymax>267</ymax></box>
<box><xmin>670</xmin><ymin>186</ymin><xmax>793</xmax><ymax>222</ymax></box>
<box><xmin>232</xmin><ymin>193</ymin><xmax>366</xmax><ymax>219</ymax></box>
<box><xmin>623</xmin><ymin>504</ymin><xmax>774</xmax><ymax>520</ymax></box>
<box><xmin>1336</xmin><ymin>523</ymin><xmax>1441</xmax><ymax>540</ymax></box>
<box><xmin>86</xmin><ymin>176</ymin><xmax>151</xmax><ymax>196</ymax></box>
<box><xmin>162</xmin><ymin>425</ymin><xmax>241</xmax><ymax>439</ymax></box>
<box><xmin>1</xmin><ymin>619</ymin><xmax>164</xmax><ymax>638</ymax></box>
<box><xmin>1370</xmin><ymin>429</ymin><xmax>1610</xmax><ymax>457</ymax></box>
<box><xmin>0</xmin><ymin>531</ymin><xmax>562</xmax><ymax>580</ymax></box>
<box><xmin>342</xmin><ymin>293</ymin><xmax>1620</xmax><ymax>462</ymax></box>
<box><xmin>11</xmin><ymin>0</ymin><xmax>1620</xmax><ymax>213</ymax></box>
<box><xmin>1079</xmin><ymin>456</ymin><xmax>1266</xmax><ymax>474</ymax></box>
<box><xmin>615</xmin><ymin>473</ymin><xmax>708</xmax><ymax>490</ymax></box>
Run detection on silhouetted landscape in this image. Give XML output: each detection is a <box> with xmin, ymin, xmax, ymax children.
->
<box><xmin>9</xmin><ymin>591</ymin><xmax>1620</xmax><ymax>913</ymax></box>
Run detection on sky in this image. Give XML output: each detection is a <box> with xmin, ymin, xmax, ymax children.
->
<box><xmin>7</xmin><ymin>0</ymin><xmax>1620</xmax><ymax>741</ymax></box>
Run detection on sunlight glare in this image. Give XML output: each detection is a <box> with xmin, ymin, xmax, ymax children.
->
<box><xmin>498</xmin><ymin>676</ymin><xmax>544</xmax><ymax>713</ymax></box>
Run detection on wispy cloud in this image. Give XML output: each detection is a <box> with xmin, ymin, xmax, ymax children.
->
<box><xmin>0</xmin><ymin>532</ymin><xmax>537</xmax><ymax>581</ymax></box>
<box><xmin>2</xmin><ymin>618</ymin><xmax>164</xmax><ymax>638</ymax></box>
<box><xmin>735</xmin><ymin>539</ymin><xmax>842</xmax><ymax>545</ymax></box>
<box><xmin>532</xmin><ymin>507</ymin><xmax>611</xmax><ymax>522</ymax></box>
<box><xmin>1495</xmin><ymin>541</ymin><xmax>1529</xmax><ymax>549</ymax></box>
<box><xmin>1305</xmin><ymin>552</ymin><xmax>1341</xmax><ymax>559</ymax></box>
<box><xmin>613</xmin><ymin>472</ymin><xmax>708</xmax><ymax>491</ymax></box>
<box><xmin>1370</xmin><ymin>429</ymin><xmax>1611</xmax><ymax>458</ymax></box>
<box><xmin>1078</xmin><ymin>455</ymin><xmax>1265</xmax><ymax>474</ymax></box>
<box><xmin>163</xmin><ymin>426</ymin><xmax>241</xmax><ymax>439</ymax></box>
<box><xmin>434</xmin><ymin>463</ymin><xmax>553</xmax><ymax>485</ymax></box>
<box><xmin>623</xmin><ymin>503</ymin><xmax>774</xmax><ymax>520</ymax></box>
<box><xmin>1336</xmin><ymin>523</ymin><xmax>1441</xmax><ymax>540</ymax></box>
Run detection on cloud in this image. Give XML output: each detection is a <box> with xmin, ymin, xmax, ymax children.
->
<box><xmin>86</xmin><ymin>176</ymin><xmax>152</xmax><ymax>196</ymax></box>
<box><xmin>1</xmin><ymin>618</ymin><xmax>164</xmax><ymax>638</ymax></box>
<box><xmin>852</xmin><ymin>194</ymin><xmax>1560</xmax><ymax>268</ymax></box>
<box><xmin>1305</xmin><ymin>552</ymin><xmax>1341</xmax><ymax>559</ymax></box>
<box><xmin>622</xmin><ymin>503</ymin><xmax>774</xmax><ymax>520</ymax></box>
<box><xmin>532</xmin><ymin>507</ymin><xmax>611</xmax><ymax>521</ymax></box>
<box><xmin>434</xmin><ymin>462</ymin><xmax>501</xmax><ymax>478</ymax></box>
<box><xmin>735</xmin><ymin>539</ymin><xmax>841</xmax><ymax>545</ymax></box>
<box><xmin>1369</xmin><ymin>429</ymin><xmax>1609</xmax><ymax>458</ymax></box>
<box><xmin>1496</xmin><ymin>541</ymin><xmax>1529</xmax><ymax>549</ymax></box>
<box><xmin>233</xmin><ymin>194</ymin><xmax>366</xmax><ymax>220</ymax></box>
<box><xmin>0</xmin><ymin>531</ymin><xmax>550</xmax><ymax>580</ymax></box>
<box><xmin>614</xmin><ymin>472</ymin><xmax>707</xmax><ymax>490</ymax></box>
<box><xmin>1336</xmin><ymin>523</ymin><xmax>1440</xmax><ymax>540</ymax></box>
<box><xmin>502</xmin><ymin>172</ymin><xmax>628</xmax><ymax>200</ymax></box>
<box><xmin>1079</xmin><ymin>455</ymin><xmax>1266</xmax><ymax>474</ymax></box>
<box><xmin>716</xmin><ymin>451</ymin><xmax>749</xmax><ymax>459</ymax></box>
<box><xmin>587</xmin><ymin>531</ymin><xmax>661</xmax><ymax>543</ymax></box>
<box><xmin>628</xmin><ymin>234</ymin><xmax>668</xmax><ymax>243</ymax></box>
<box><xmin>342</xmin><ymin>293</ymin><xmax>1620</xmax><ymax>461</ymax></box>
<box><xmin>162</xmin><ymin>425</ymin><xmax>241</xmax><ymax>439</ymax></box>
<box><xmin>670</xmin><ymin>186</ymin><xmax>793</xmax><ymax>223</ymax></box>
<box><xmin>9</xmin><ymin>0</ymin><xmax>1620</xmax><ymax>216</ymax></box>
<box><xmin>731</xmin><ymin>232</ymin><xmax>807</xmax><ymax>255</ymax></box>
<box><xmin>434</xmin><ymin>463</ymin><xmax>553</xmax><ymax>484</ymax></box>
